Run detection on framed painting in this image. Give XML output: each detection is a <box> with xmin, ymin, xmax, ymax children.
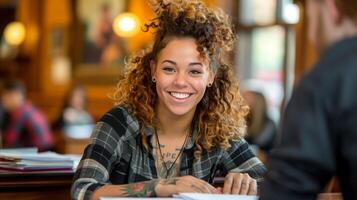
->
<box><xmin>72</xmin><ymin>0</ymin><xmax>129</xmax><ymax>84</ymax></box>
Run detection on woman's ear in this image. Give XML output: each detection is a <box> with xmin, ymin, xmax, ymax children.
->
<box><xmin>150</xmin><ymin>60</ymin><xmax>156</xmax><ymax>77</ymax></box>
<box><xmin>208</xmin><ymin>70</ymin><xmax>216</xmax><ymax>87</ymax></box>
<box><xmin>326</xmin><ymin>0</ymin><xmax>343</xmax><ymax>25</ymax></box>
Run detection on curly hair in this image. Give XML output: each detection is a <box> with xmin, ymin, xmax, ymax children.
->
<box><xmin>112</xmin><ymin>0</ymin><xmax>248</xmax><ymax>156</ymax></box>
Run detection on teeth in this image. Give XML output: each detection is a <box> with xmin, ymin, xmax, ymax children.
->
<box><xmin>170</xmin><ymin>92</ymin><xmax>190</xmax><ymax>99</ymax></box>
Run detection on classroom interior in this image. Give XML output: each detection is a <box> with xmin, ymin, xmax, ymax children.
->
<box><xmin>0</xmin><ymin>0</ymin><xmax>341</xmax><ymax>200</ymax></box>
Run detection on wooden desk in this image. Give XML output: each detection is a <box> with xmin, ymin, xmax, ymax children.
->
<box><xmin>54</xmin><ymin>130</ymin><xmax>90</xmax><ymax>154</ymax></box>
<box><xmin>0</xmin><ymin>171</ymin><xmax>343</xmax><ymax>200</ymax></box>
<box><xmin>0</xmin><ymin>170</ymin><xmax>74</xmax><ymax>200</ymax></box>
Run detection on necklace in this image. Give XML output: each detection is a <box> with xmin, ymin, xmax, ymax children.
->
<box><xmin>154</xmin><ymin>130</ymin><xmax>189</xmax><ymax>179</ymax></box>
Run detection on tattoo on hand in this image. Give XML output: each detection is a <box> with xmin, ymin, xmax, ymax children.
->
<box><xmin>191</xmin><ymin>184</ymin><xmax>204</xmax><ymax>193</ymax></box>
<box><xmin>120</xmin><ymin>180</ymin><xmax>159</xmax><ymax>197</ymax></box>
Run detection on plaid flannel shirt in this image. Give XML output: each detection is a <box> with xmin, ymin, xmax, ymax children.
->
<box><xmin>2</xmin><ymin>101</ymin><xmax>53</xmax><ymax>151</ymax></box>
<box><xmin>72</xmin><ymin>106</ymin><xmax>266</xmax><ymax>200</ymax></box>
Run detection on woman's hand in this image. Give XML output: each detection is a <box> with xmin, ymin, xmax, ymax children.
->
<box><xmin>155</xmin><ymin>175</ymin><xmax>220</xmax><ymax>197</ymax></box>
<box><xmin>220</xmin><ymin>173</ymin><xmax>257</xmax><ymax>195</ymax></box>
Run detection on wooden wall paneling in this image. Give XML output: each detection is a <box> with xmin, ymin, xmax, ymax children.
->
<box><xmin>294</xmin><ymin>0</ymin><xmax>318</xmax><ymax>84</ymax></box>
<box><xmin>41</xmin><ymin>0</ymin><xmax>72</xmax><ymax>96</ymax></box>
<box><xmin>16</xmin><ymin>0</ymin><xmax>41</xmax><ymax>92</ymax></box>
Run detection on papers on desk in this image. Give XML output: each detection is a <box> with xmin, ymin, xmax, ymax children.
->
<box><xmin>176</xmin><ymin>193</ymin><xmax>258</xmax><ymax>200</ymax></box>
<box><xmin>0</xmin><ymin>150</ymin><xmax>78</xmax><ymax>172</ymax></box>
<box><xmin>100</xmin><ymin>198</ymin><xmax>179</xmax><ymax>200</ymax></box>
<box><xmin>0</xmin><ymin>147</ymin><xmax>37</xmax><ymax>154</ymax></box>
<box><xmin>99</xmin><ymin>193</ymin><xmax>258</xmax><ymax>200</ymax></box>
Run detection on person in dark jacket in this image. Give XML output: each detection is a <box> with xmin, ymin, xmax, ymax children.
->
<box><xmin>260</xmin><ymin>0</ymin><xmax>357</xmax><ymax>199</ymax></box>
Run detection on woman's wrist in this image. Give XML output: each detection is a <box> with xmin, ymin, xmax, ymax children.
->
<box><xmin>155</xmin><ymin>178</ymin><xmax>179</xmax><ymax>197</ymax></box>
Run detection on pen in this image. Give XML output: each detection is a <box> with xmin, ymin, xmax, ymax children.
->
<box><xmin>212</xmin><ymin>176</ymin><xmax>225</xmax><ymax>187</ymax></box>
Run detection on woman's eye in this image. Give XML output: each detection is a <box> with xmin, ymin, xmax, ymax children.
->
<box><xmin>163</xmin><ymin>67</ymin><xmax>175</xmax><ymax>73</ymax></box>
<box><xmin>190</xmin><ymin>70</ymin><xmax>202</xmax><ymax>75</ymax></box>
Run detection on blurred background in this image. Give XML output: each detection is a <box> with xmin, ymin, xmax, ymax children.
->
<box><xmin>0</xmin><ymin>0</ymin><xmax>318</xmax><ymax>155</ymax></box>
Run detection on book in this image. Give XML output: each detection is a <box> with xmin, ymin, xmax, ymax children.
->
<box><xmin>0</xmin><ymin>151</ymin><xmax>76</xmax><ymax>172</ymax></box>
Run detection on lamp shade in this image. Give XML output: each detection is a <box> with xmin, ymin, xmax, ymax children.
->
<box><xmin>4</xmin><ymin>22</ymin><xmax>26</xmax><ymax>46</ymax></box>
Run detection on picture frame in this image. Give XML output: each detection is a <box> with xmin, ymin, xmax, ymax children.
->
<box><xmin>71</xmin><ymin>0</ymin><xmax>129</xmax><ymax>85</ymax></box>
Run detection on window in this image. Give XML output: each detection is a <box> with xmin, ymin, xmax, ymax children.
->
<box><xmin>236</xmin><ymin>0</ymin><xmax>299</xmax><ymax>123</ymax></box>
<box><xmin>239</xmin><ymin>0</ymin><xmax>277</xmax><ymax>25</ymax></box>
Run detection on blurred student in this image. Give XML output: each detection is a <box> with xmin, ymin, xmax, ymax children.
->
<box><xmin>243</xmin><ymin>91</ymin><xmax>277</xmax><ymax>162</ymax></box>
<box><xmin>53</xmin><ymin>85</ymin><xmax>94</xmax><ymax>138</ymax></box>
<box><xmin>0</xmin><ymin>79</ymin><xmax>53</xmax><ymax>151</ymax></box>
<box><xmin>260</xmin><ymin>0</ymin><xmax>357</xmax><ymax>199</ymax></box>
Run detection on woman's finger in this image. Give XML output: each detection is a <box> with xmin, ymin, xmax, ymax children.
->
<box><xmin>223</xmin><ymin>174</ymin><xmax>233</xmax><ymax>194</ymax></box>
<box><xmin>231</xmin><ymin>174</ymin><xmax>243</xmax><ymax>194</ymax></box>
<box><xmin>239</xmin><ymin>173</ymin><xmax>250</xmax><ymax>195</ymax></box>
<box><xmin>247</xmin><ymin>179</ymin><xmax>257</xmax><ymax>195</ymax></box>
<box><xmin>216</xmin><ymin>187</ymin><xmax>223</xmax><ymax>194</ymax></box>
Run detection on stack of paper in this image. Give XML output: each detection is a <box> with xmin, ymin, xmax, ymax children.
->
<box><xmin>0</xmin><ymin>151</ymin><xmax>75</xmax><ymax>172</ymax></box>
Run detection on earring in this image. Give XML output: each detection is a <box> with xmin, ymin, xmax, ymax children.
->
<box><xmin>152</xmin><ymin>77</ymin><xmax>157</xmax><ymax>83</ymax></box>
<box><xmin>207</xmin><ymin>82</ymin><xmax>212</xmax><ymax>87</ymax></box>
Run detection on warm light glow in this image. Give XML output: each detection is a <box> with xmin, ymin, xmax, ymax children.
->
<box><xmin>113</xmin><ymin>13</ymin><xmax>140</xmax><ymax>37</ymax></box>
<box><xmin>282</xmin><ymin>3</ymin><xmax>300</xmax><ymax>24</ymax></box>
<box><xmin>4</xmin><ymin>22</ymin><xmax>26</xmax><ymax>46</ymax></box>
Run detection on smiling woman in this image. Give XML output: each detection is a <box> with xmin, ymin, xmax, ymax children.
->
<box><xmin>71</xmin><ymin>0</ymin><xmax>266</xmax><ymax>199</ymax></box>
<box><xmin>152</xmin><ymin>37</ymin><xmax>213</xmax><ymax>118</ymax></box>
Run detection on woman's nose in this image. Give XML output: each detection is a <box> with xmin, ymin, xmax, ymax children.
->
<box><xmin>173</xmin><ymin>72</ymin><xmax>187</xmax><ymax>86</ymax></box>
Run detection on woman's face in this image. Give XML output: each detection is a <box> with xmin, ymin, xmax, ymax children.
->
<box><xmin>70</xmin><ymin>88</ymin><xmax>85</xmax><ymax>110</ymax></box>
<box><xmin>151</xmin><ymin>37</ymin><xmax>214</xmax><ymax>118</ymax></box>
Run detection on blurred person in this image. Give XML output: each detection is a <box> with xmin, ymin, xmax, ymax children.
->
<box><xmin>260</xmin><ymin>0</ymin><xmax>357</xmax><ymax>199</ymax></box>
<box><xmin>71</xmin><ymin>0</ymin><xmax>266</xmax><ymax>199</ymax></box>
<box><xmin>53</xmin><ymin>85</ymin><xmax>94</xmax><ymax>139</ymax></box>
<box><xmin>0</xmin><ymin>79</ymin><xmax>53</xmax><ymax>151</ymax></box>
<box><xmin>54</xmin><ymin>85</ymin><xmax>94</xmax><ymax>129</ymax></box>
<box><xmin>243</xmin><ymin>91</ymin><xmax>277</xmax><ymax>160</ymax></box>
